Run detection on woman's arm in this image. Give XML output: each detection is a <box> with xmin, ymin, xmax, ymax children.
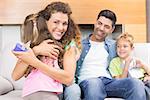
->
<box><xmin>37</xmin><ymin>47</ymin><xmax>77</xmax><ymax>86</ymax></box>
<box><xmin>13</xmin><ymin>46</ymin><xmax>78</xmax><ymax>86</ymax></box>
<box><xmin>33</xmin><ymin>39</ymin><xmax>60</xmax><ymax>59</ymax></box>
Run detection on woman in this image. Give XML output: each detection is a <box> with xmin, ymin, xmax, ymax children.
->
<box><xmin>12</xmin><ymin>1</ymin><xmax>81</xmax><ymax>100</ymax></box>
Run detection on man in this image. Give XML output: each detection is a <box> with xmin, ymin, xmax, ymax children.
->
<box><xmin>64</xmin><ymin>9</ymin><xmax>146</xmax><ymax>100</ymax></box>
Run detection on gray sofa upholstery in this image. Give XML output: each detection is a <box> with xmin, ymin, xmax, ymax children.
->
<box><xmin>0</xmin><ymin>42</ymin><xmax>24</xmax><ymax>100</ymax></box>
<box><xmin>0</xmin><ymin>42</ymin><xmax>149</xmax><ymax>100</ymax></box>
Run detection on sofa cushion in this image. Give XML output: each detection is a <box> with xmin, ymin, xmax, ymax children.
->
<box><xmin>0</xmin><ymin>42</ymin><xmax>25</xmax><ymax>90</ymax></box>
<box><xmin>0</xmin><ymin>90</ymin><xmax>22</xmax><ymax>100</ymax></box>
<box><xmin>0</xmin><ymin>76</ymin><xmax>13</xmax><ymax>95</ymax></box>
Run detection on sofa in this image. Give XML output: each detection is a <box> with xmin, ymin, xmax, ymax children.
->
<box><xmin>0</xmin><ymin>42</ymin><xmax>149</xmax><ymax>100</ymax></box>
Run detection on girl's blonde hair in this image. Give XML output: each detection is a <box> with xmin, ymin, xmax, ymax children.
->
<box><xmin>116</xmin><ymin>32</ymin><xmax>134</xmax><ymax>47</ymax></box>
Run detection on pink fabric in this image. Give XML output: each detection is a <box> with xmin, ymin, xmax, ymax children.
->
<box><xmin>22</xmin><ymin>56</ymin><xmax>63</xmax><ymax>97</ymax></box>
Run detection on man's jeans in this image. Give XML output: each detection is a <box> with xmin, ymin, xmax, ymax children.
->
<box><xmin>144</xmin><ymin>80</ymin><xmax>150</xmax><ymax>100</ymax></box>
<box><xmin>79</xmin><ymin>77</ymin><xmax>146</xmax><ymax>100</ymax></box>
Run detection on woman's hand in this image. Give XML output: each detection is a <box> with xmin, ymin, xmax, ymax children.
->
<box><xmin>33</xmin><ymin>39</ymin><xmax>61</xmax><ymax>59</ymax></box>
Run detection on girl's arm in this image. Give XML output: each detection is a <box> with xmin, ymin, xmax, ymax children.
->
<box><xmin>13</xmin><ymin>46</ymin><xmax>78</xmax><ymax>86</ymax></box>
<box><xmin>11</xmin><ymin>39</ymin><xmax>60</xmax><ymax>81</ymax></box>
<box><xmin>11</xmin><ymin>59</ymin><xmax>29</xmax><ymax>81</ymax></box>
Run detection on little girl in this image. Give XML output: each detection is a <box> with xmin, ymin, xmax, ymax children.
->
<box><xmin>109</xmin><ymin>32</ymin><xmax>150</xmax><ymax>99</ymax></box>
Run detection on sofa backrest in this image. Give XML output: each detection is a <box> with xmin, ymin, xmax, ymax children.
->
<box><xmin>132</xmin><ymin>43</ymin><xmax>150</xmax><ymax>65</ymax></box>
<box><xmin>0</xmin><ymin>43</ymin><xmax>149</xmax><ymax>90</ymax></box>
<box><xmin>0</xmin><ymin>42</ymin><xmax>25</xmax><ymax>90</ymax></box>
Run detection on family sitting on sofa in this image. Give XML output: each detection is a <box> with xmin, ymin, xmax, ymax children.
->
<box><xmin>0</xmin><ymin>1</ymin><xmax>150</xmax><ymax>100</ymax></box>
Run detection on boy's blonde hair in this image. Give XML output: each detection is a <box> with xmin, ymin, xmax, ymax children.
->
<box><xmin>116</xmin><ymin>32</ymin><xmax>134</xmax><ymax>47</ymax></box>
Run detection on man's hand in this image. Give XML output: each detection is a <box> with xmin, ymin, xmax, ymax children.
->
<box><xmin>144</xmin><ymin>75</ymin><xmax>150</xmax><ymax>82</ymax></box>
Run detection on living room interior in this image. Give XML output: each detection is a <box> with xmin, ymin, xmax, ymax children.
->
<box><xmin>0</xmin><ymin>0</ymin><xmax>150</xmax><ymax>100</ymax></box>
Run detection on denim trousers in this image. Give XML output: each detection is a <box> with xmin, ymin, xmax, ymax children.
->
<box><xmin>79</xmin><ymin>77</ymin><xmax>146</xmax><ymax>100</ymax></box>
<box><xmin>144</xmin><ymin>80</ymin><xmax>150</xmax><ymax>100</ymax></box>
<box><xmin>63</xmin><ymin>83</ymin><xmax>81</xmax><ymax>100</ymax></box>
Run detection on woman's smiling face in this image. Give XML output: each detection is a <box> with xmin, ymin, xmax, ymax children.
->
<box><xmin>46</xmin><ymin>12</ymin><xmax>68</xmax><ymax>40</ymax></box>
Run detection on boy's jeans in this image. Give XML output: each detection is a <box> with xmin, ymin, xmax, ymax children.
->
<box><xmin>79</xmin><ymin>77</ymin><xmax>146</xmax><ymax>100</ymax></box>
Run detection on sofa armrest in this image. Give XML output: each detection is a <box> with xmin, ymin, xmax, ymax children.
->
<box><xmin>0</xmin><ymin>75</ymin><xmax>13</xmax><ymax>95</ymax></box>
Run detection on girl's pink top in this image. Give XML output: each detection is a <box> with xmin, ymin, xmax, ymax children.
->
<box><xmin>22</xmin><ymin>56</ymin><xmax>63</xmax><ymax>97</ymax></box>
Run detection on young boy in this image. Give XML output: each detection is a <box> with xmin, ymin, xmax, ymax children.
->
<box><xmin>109</xmin><ymin>32</ymin><xmax>150</xmax><ymax>99</ymax></box>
